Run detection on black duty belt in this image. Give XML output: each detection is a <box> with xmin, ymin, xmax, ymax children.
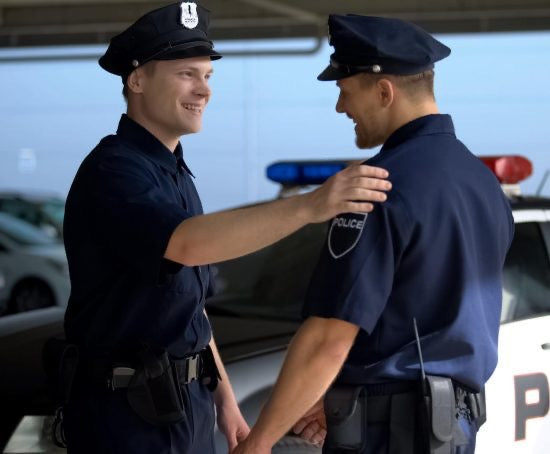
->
<box><xmin>361</xmin><ymin>380</ymin><xmax>484</xmax><ymax>426</ymax></box>
<box><xmin>81</xmin><ymin>350</ymin><xmax>207</xmax><ymax>391</ymax></box>
<box><xmin>109</xmin><ymin>351</ymin><xmax>204</xmax><ymax>390</ymax></box>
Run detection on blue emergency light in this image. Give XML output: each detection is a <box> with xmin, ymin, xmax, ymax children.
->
<box><xmin>266</xmin><ymin>161</ymin><xmax>348</xmax><ymax>185</ymax></box>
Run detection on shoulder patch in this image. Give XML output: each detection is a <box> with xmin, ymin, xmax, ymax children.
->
<box><xmin>328</xmin><ymin>213</ymin><xmax>368</xmax><ymax>259</ymax></box>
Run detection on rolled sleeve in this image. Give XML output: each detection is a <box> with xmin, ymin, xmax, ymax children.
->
<box><xmin>303</xmin><ymin>194</ymin><xmax>412</xmax><ymax>334</ymax></box>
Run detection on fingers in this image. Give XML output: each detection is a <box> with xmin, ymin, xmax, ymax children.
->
<box><xmin>345</xmin><ymin>163</ymin><xmax>389</xmax><ymax>180</ymax></box>
<box><xmin>294</xmin><ymin>420</ymin><xmax>327</xmax><ymax>445</ymax></box>
<box><xmin>347</xmin><ymin>187</ymin><xmax>388</xmax><ymax>203</ymax></box>
<box><xmin>305</xmin><ymin>163</ymin><xmax>391</xmax><ymax>222</ymax></box>
<box><xmin>237</xmin><ymin>425</ymin><xmax>251</xmax><ymax>441</ymax></box>
<box><xmin>350</xmin><ymin>176</ymin><xmax>392</xmax><ymax>192</ymax></box>
<box><xmin>227</xmin><ymin>433</ymin><xmax>238</xmax><ymax>451</ymax></box>
<box><xmin>341</xmin><ymin>202</ymin><xmax>375</xmax><ymax>213</ymax></box>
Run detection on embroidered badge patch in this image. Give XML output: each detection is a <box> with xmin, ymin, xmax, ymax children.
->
<box><xmin>180</xmin><ymin>2</ymin><xmax>199</xmax><ymax>29</ymax></box>
<box><xmin>328</xmin><ymin>213</ymin><xmax>368</xmax><ymax>259</ymax></box>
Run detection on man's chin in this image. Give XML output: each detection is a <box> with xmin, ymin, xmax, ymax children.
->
<box><xmin>180</xmin><ymin>124</ymin><xmax>202</xmax><ymax>136</ymax></box>
<box><xmin>355</xmin><ymin>136</ymin><xmax>377</xmax><ymax>150</ymax></box>
<box><xmin>355</xmin><ymin>135</ymin><xmax>384</xmax><ymax>150</ymax></box>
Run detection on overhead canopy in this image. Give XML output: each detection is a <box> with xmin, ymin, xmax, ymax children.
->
<box><xmin>1</xmin><ymin>0</ymin><xmax>550</xmax><ymax>49</ymax></box>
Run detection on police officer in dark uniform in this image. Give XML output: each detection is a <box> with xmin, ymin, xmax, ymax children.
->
<box><xmin>233</xmin><ymin>15</ymin><xmax>514</xmax><ymax>454</ymax></box>
<box><xmin>59</xmin><ymin>3</ymin><xmax>391</xmax><ymax>454</ymax></box>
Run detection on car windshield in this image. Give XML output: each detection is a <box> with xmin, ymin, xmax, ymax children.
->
<box><xmin>209</xmin><ymin>211</ymin><xmax>550</xmax><ymax>324</ymax></box>
<box><xmin>207</xmin><ymin>222</ymin><xmax>327</xmax><ymax>320</ymax></box>
<box><xmin>0</xmin><ymin>213</ymin><xmax>57</xmax><ymax>246</ymax></box>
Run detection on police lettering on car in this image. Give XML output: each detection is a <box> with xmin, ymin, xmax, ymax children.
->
<box><xmin>54</xmin><ymin>3</ymin><xmax>391</xmax><ymax>453</ymax></box>
<box><xmin>232</xmin><ymin>14</ymin><xmax>514</xmax><ymax>454</ymax></box>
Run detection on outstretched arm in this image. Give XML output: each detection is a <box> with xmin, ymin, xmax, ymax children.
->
<box><xmin>165</xmin><ymin>163</ymin><xmax>390</xmax><ymax>266</ymax></box>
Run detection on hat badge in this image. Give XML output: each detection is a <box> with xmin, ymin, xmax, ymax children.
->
<box><xmin>180</xmin><ymin>2</ymin><xmax>199</xmax><ymax>29</ymax></box>
<box><xmin>372</xmin><ymin>64</ymin><xmax>382</xmax><ymax>73</ymax></box>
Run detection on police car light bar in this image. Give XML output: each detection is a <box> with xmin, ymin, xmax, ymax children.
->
<box><xmin>478</xmin><ymin>155</ymin><xmax>533</xmax><ymax>184</ymax></box>
<box><xmin>267</xmin><ymin>155</ymin><xmax>533</xmax><ymax>187</ymax></box>
<box><xmin>266</xmin><ymin>161</ymin><xmax>349</xmax><ymax>185</ymax></box>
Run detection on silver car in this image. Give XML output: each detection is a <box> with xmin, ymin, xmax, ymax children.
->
<box><xmin>0</xmin><ymin>213</ymin><xmax>70</xmax><ymax>315</ymax></box>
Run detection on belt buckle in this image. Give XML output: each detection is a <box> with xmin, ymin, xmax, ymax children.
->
<box><xmin>185</xmin><ymin>354</ymin><xmax>199</xmax><ymax>383</ymax></box>
<box><xmin>110</xmin><ymin>366</ymin><xmax>135</xmax><ymax>390</ymax></box>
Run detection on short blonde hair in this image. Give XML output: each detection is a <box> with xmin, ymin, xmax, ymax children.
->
<box><xmin>360</xmin><ymin>70</ymin><xmax>435</xmax><ymax>102</ymax></box>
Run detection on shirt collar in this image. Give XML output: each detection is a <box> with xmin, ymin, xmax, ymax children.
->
<box><xmin>116</xmin><ymin>114</ymin><xmax>194</xmax><ymax>177</ymax></box>
<box><xmin>381</xmin><ymin>114</ymin><xmax>455</xmax><ymax>153</ymax></box>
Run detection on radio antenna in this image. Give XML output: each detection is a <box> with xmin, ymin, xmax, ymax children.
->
<box><xmin>413</xmin><ymin>317</ymin><xmax>428</xmax><ymax>395</ymax></box>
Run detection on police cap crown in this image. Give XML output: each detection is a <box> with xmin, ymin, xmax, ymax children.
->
<box><xmin>318</xmin><ymin>15</ymin><xmax>450</xmax><ymax>81</ymax></box>
<box><xmin>99</xmin><ymin>2</ymin><xmax>221</xmax><ymax>79</ymax></box>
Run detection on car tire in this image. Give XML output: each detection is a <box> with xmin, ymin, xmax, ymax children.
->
<box><xmin>8</xmin><ymin>279</ymin><xmax>55</xmax><ymax>313</ymax></box>
<box><xmin>272</xmin><ymin>435</ymin><xmax>322</xmax><ymax>453</ymax></box>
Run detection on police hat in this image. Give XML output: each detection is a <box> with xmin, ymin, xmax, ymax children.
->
<box><xmin>318</xmin><ymin>15</ymin><xmax>450</xmax><ymax>81</ymax></box>
<box><xmin>99</xmin><ymin>2</ymin><xmax>222</xmax><ymax>80</ymax></box>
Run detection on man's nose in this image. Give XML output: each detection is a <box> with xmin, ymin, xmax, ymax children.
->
<box><xmin>195</xmin><ymin>78</ymin><xmax>211</xmax><ymax>98</ymax></box>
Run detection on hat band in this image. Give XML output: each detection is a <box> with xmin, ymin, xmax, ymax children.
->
<box><xmin>139</xmin><ymin>39</ymin><xmax>215</xmax><ymax>65</ymax></box>
<box><xmin>330</xmin><ymin>57</ymin><xmax>434</xmax><ymax>76</ymax></box>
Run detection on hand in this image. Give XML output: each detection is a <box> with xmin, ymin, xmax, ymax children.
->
<box><xmin>216</xmin><ymin>402</ymin><xmax>250</xmax><ymax>452</ymax></box>
<box><xmin>230</xmin><ymin>435</ymin><xmax>271</xmax><ymax>454</ymax></box>
<box><xmin>292</xmin><ymin>398</ymin><xmax>326</xmax><ymax>446</ymax></box>
<box><xmin>304</xmin><ymin>163</ymin><xmax>391</xmax><ymax>223</ymax></box>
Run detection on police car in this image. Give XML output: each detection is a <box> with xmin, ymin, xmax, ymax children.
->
<box><xmin>0</xmin><ymin>155</ymin><xmax>549</xmax><ymax>453</ymax></box>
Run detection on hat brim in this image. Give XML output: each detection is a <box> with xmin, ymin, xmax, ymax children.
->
<box><xmin>317</xmin><ymin>64</ymin><xmax>356</xmax><ymax>81</ymax></box>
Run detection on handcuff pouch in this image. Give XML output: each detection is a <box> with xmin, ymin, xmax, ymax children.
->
<box><xmin>324</xmin><ymin>384</ymin><xmax>367</xmax><ymax>452</ymax></box>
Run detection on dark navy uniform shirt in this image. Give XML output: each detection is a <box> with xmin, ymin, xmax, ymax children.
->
<box><xmin>304</xmin><ymin>114</ymin><xmax>514</xmax><ymax>391</ymax></box>
<box><xmin>64</xmin><ymin>114</ymin><xmax>211</xmax><ymax>358</ymax></box>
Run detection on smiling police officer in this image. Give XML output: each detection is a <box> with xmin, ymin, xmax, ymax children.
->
<box><xmin>233</xmin><ymin>15</ymin><xmax>514</xmax><ymax>454</ymax></box>
<box><xmin>60</xmin><ymin>3</ymin><xmax>391</xmax><ymax>454</ymax></box>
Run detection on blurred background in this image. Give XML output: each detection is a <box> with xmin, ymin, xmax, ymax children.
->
<box><xmin>0</xmin><ymin>0</ymin><xmax>549</xmax><ymax>316</ymax></box>
<box><xmin>1</xmin><ymin>0</ymin><xmax>550</xmax><ymax>214</ymax></box>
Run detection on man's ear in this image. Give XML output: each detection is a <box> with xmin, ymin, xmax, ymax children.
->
<box><xmin>126</xmin><ymin>69</ymin><xmax>145</xmax><ymax>95</ymax></box>
<box><xmin>377</xmin><ymin>78</ymin><xmax>394</xmax><ymax>108</ymax></box>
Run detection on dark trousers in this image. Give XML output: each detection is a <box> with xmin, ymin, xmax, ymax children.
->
<box><xmin>322</xmin><ymin>414</ymin><xmax>477</xmax><ymax>454</ymax></box>
<box><xmin>64</xmin><ymin>379</ymin><xmax>216</xmax><ymax>454</ymax></box>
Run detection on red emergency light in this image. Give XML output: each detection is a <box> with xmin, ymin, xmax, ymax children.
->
<box><xmin>478</xmin><ymin>155</ymin><xmax>533</xmax><ymax>184</ymax></box>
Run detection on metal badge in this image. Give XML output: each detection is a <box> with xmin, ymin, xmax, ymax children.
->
<box><xmin>328</xmin><ymin>213</ymin><xmax>368</xmax><ymax>259</ymax></box>
<box><xmin>131</xmin><ymin>59</ymin><xmax>139</xmax><ymax>68</ymax></box>
<box><xmin>372</xmin><ymin>64</ymin><xmax>382</xmax><ymax>73</ymax></box>
<box><xmin>180</xmin><ymin>2</ymin><xmax>199</xmax><ymax>29</ymax></box>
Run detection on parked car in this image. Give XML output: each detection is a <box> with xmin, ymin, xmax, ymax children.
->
<box><xmin>0</xmin><ymin>156</ymin><xmax>548</xmax><ymax>453</ymax></box>
<box><xmin>0</xmin><ymin>193</ymin><xmax>65</xmax><ymax>239</ymax></box>
<box><xmin>0</xmin><ymin>213</ymin><xmax>70</xmax><ymax>315</ymax></box>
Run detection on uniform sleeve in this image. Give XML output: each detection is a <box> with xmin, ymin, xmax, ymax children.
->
<box><xmin>86</xmin><ymin>153</ymin><xmax>191</xmax><ymax>282</ymax></box>
<box><xmin>303</xmin><ymin>193</ymin><xmax>413</xmax><ymax>334</ymax></box>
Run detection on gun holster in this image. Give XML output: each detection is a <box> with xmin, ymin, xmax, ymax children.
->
<box><xmin>126</xmin><ymin>345</ymin><xmax>187</xmax><ymax>426</ymax></box>
<box><xmin>417</xmin><ymin>376</ymin><xmax>467</xmax><ymax>454</ymax></box>
<box><xmin>324</xmin><ymin>385</ymin><xmax>367</xmax><ymax>452</ymax></box>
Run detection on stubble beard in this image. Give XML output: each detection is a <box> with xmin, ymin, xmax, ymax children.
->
<box><xmin>355</xmin><ymin>127</ymin><xmax>383</xmax><ymax>150</ymax></box>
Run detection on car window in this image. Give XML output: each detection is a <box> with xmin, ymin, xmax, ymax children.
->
<box><xmin>0</xmin><ymin>198</ymin><xmax>40</xmax><ymax>225</ymax></box>
<box><xmin>0</xmin><ymin>213</ymin><xmax>56</xmax><ymax>246</ymax></box>
<box><xmin>208</xmin><ymin>222</ymin><xmax>328</xmax><ymax>320</ymax></box>
<box><xmin>501</xmin><ymin>221</ymin><xmax>550</xmax><ymax>322</ymax></box>
<box><xmin>41</xmin><ymin>199</ymin><xmax>65</xmax><ymax>225</ymax></box>
<box><xmin>210</xmin><ymin>216</ymin><xmax>550</xmax><ymax>324</ymax></box>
